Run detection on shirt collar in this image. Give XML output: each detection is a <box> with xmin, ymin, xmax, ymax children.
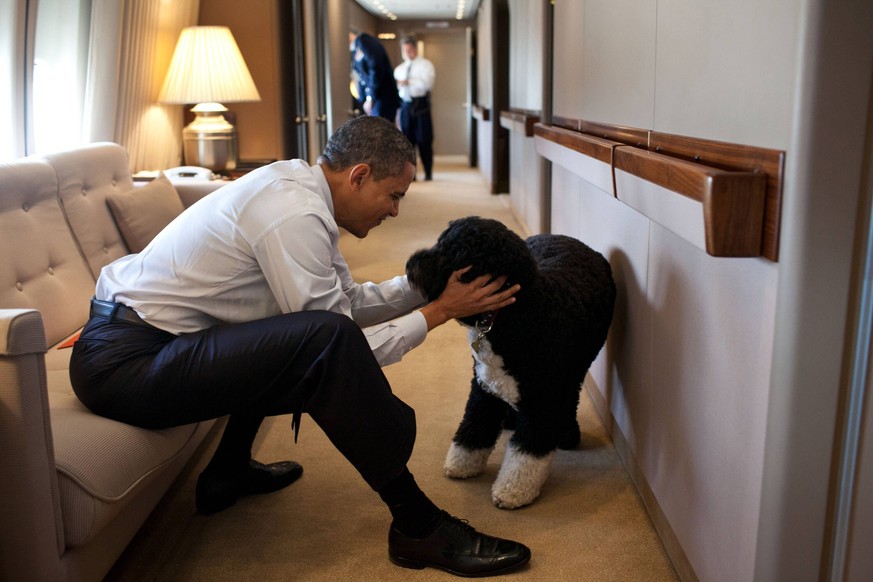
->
<box><xmin>310</xmin><ymin>163</ymin><xmax>335</xmax><ymax>216</ymax></box>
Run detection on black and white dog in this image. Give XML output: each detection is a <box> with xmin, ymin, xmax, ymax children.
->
<box><xmin>406</xmin><ymin>217</ymin><xmax>616</xmax><ymax>508</ymax></box>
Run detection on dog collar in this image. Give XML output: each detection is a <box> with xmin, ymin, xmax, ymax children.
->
<box><xmin>472</xmin><ymin>310</ymin><xmax>498</xmax><ymax>354</ymax></box>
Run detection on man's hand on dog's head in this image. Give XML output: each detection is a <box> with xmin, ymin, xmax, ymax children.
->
<box><xmin>419</xmin><ymin>266</ymin><xmax>520</xmax><ymax>331</ymax></box>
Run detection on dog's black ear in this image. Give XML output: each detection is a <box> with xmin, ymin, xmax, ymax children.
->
<box><xmin>406</xmin><ymin>249</ymin><xmax>445</xmax><ymax>300</ymax></box>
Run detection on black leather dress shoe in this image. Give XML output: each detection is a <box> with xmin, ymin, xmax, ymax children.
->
<box><xmin>388</xmin><ymin>511</ymin><xmax>531</xmax><ymax>577</ymax></box>
<box><xmin>196</xmin><ymin>459</ymin><xmax>303</xmax><ymax>515</ymax></box>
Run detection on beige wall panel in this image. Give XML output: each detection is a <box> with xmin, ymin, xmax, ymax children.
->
<box><xmin>507</xmin><ymin>132</ymin><xmax>542</xmax><ymax>234</ymax></box>
<box><xmin>475</xmin><ymin>0</ymin><xmax>495</xmax><ymax>188</ymax></box>
<box><xmin>553</xmin><ymin>158</ymin><xmax>778</xmax><ymax>582</ymax></box>
<box><xmin>520</xmin><ymin>138</ymin><xmax>543</xmax><ymax>234</ymax></box>
<box><xmin>476</xmin><ymin>0</ymin><xmax>494</xmax><ymax>108</ymax></box>
<box><xmin>550</xmin><ymin>165</ymin><xmax>652</xmax><ymax>453</ymax></box>
<box><xmin>553</xmin><ymin>0</ymin><xmax>657</xmax><ymax>127</ymax></box>
<box><xmin>552</xmin><ymin>1</ymin><xmax>585</xmax><ymax>115</ymax></box>
<box><xmin>646</xmin><ymin>227</ymin><xmax>777</xmax><ymax>582</ymax></box>
<box><xmin>505</xmin><ymin>0</ymin><xmax>543</xmax><ymax>233</ymax></box>
<box><xmin>547</xmin><ymin>1</ymin><xmax>799</xmax><ymax>579</ymax></box>
<box><xmin>508</xmin><ymin>0</ymin><xmax>542</xmax><ymax>109</ymax></box>
<box><xmin>654</xmin><ymin>0</ymin><xmax>799</xmax><ymax>148</ymax></box>
<box><xmin>425</xmin><ymin>33</ymin><xmax>468</xmax><ymax>156</ymax></box>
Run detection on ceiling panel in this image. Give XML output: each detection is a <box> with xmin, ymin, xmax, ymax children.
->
<box><xmin>354</xmin><ymin>0</ymin><xmax>481</xmax><ymax>21</ymax></box>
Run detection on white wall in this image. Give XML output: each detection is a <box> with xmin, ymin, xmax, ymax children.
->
<box><xmin>549</xmin><ymin>1</ymin><xmax>797</xmax><ymax>581</ymax></box>
<box><xmin>423</xmin><ymin>32</ymin><xmax>468</xmax><ymax>156</ymax></box>
<box><xmin>755</xmin><ymin>1</ymin><xmax>873</xmax><ymax>578</ymax></box>
<box><xmin>507</xmin><ymin>0</ymin><xmax>541</xmax><ymax>109</ymax></box>
<box><xmin>505</xmin><ymin>0</ymin><xmax>544</xmax><ymax>235</ymax></box>
<box><xmin>474</xmin><ymin>0</ymin><xmax>494</xmax><ymax>189</ymax></box>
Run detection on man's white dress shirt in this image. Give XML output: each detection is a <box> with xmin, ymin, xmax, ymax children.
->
<box><xmin>393</xmin><ymin>56</ymin><xmax>435</xmax><ymax>102</ymax></box>
<box><xmin>96</xmin><ymin>161</ymin><xmax>428</xmax><ymax>366</ymax></box>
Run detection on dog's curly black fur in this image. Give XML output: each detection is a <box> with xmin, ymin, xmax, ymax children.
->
<box><xmin>406</xmin><ymin>216</ymin><xmax>616</xmax><ymax>508</ymax></box>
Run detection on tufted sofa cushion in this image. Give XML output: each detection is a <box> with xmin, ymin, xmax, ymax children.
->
<box><xmin>0</xmin><ymin>143</ymin><xmax>220</xmax><ymax>581</ymax></box>
<box><xmin>44</xmin><ymin>143</ymin><xmax>135</xmax><ymax>280</ymax></box>
<box><xmin>0</xmin><ymin>158</ymin><xmax>95</xmax><ymax>347</ymax></box>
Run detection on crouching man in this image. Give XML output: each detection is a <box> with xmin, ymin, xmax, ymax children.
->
<box><xmin>69</xmin><ymin>115</ymin><xmax>530</xmax><ymax>577</ymax></box>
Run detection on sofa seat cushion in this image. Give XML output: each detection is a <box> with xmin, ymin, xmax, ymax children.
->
<box><xmin>45</xmin><ymin>349</ymin><xmax>203</xmax><ymax>548</ymax></box>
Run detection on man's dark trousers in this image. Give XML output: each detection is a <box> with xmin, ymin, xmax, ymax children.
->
<box><xmin>399</xmin><ymin>96</ymin><xmax>434</xmax><ymax>180</ymax></box>
<box><xmin>69</xmin><ymin>309</ymin><xmax>416</xmax><ymax>491</ymax></box>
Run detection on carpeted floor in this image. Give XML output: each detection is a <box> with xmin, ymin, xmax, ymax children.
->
<box><xmin>106</xmin><ymin>157</ymin><xmax>678</xmax><ymax>581</ymax></box>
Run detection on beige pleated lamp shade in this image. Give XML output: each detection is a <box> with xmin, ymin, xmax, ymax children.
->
<box><xmin>159</xmin><ymin>26</ymin><xmax>260</xmax><ymax>105</ymax></box>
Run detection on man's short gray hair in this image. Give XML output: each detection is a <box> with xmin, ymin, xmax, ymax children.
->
<box><xmin>318</xmin><ymin>116</ymin><xmax>416</xmax><ymax>181</ymax></box>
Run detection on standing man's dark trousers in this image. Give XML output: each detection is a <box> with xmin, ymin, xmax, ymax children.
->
<box><xmin>399</xmin><ymin>96</ymin><xmax>434</xmax><ymax>180</ymax></box>
<box><xmin>372</xmin><ymin>98</ymin><xmax>399</xmax><ymax>124</ymax></box>
<box><xmin>69</xmin><ymin>307</ymin><xmax>415</xmax><ymax>491</ymax></box>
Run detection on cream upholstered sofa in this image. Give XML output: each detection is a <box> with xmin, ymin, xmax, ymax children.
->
<box><xmin>0</xmin><ymin>143</ymin><xmax>224</xmax><ymax>581</ymax></box>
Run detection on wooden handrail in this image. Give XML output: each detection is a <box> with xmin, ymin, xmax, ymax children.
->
<box><xmin>533</xmin><ymin>119</ymin><xmax>784</xmax><ymax>260</ymax></box>
<box><xmin>614</xmin><ymin>146</ymin><xmax>767</xmax><ymax>256</ymax></box>
<box><xmin>472</xmin><ymin>104</ymin><xmax>490</xmax><ymax>122</ymax></box>
<box><xmin>647</xmin><ymin>132</ymin><xmax>784</xmax><ymax>261</ymax></box>
<box><xmin>499</xmin><ymin>108</ymin><xmax>540</xmax><ymax>137</ymax></box>
<box><xmin>533</xmin><ymin>123</ymin><xmax>618</xmax><ymax>165</ymax></box>
<box><xmin>578</xmin><ymin>120</ymin><xmax>649</xmax><ymax>149</ymax></box>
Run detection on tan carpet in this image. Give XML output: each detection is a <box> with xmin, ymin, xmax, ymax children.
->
<box><xmin>106</xmin><ymin>158</ymin><xmax>678</xmax><ymax>581</ymax></box>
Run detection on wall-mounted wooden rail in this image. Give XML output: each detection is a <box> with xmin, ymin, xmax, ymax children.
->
<box><xmin>554</xmin><ymin>116</ymin><xmax>649</xmax><ymax>149</ymax></box>
<box><xmin>499</xmin><ymin>108</ymin><xmax>540</xmax><ymax>137</ymax></box>
<box><xmin>534</xmin><ymin>119</ymin><xmax>785</xmax><ymax>260</ymax></box>
<box><xmin>534</xmin><ymin>123</ymin><xmax>617</xmax><ymax>164</ymax></box>
<box><xmin>471</xmin><ymin>104</ymin><xmax>491</xmax><ymax>122</ymax></box>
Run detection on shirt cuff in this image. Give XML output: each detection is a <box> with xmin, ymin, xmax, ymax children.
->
<box><xmin>362</xmin><ymin>310</ymin><xmax>428</xmax><ymax>367</ymax></box>
<box><xmin>403</xmin><ymin>310</ymin><xmax>428</xmax><ymax>349</ymax></box>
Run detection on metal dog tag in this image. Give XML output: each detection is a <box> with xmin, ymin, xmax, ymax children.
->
<box><xmin>472</xmin><ymin>333</ymin><xmax>484</xmax><ymax>354</ymax></box>
<box><xmin>471</xmin><ymin>316</ymin><xmax>494</xmax><ymax>355</ymax></box>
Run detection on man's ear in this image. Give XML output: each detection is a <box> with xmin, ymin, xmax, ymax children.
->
<box><xmin>348</xmin><ymin>163</ymin><xmax>371</xmax><ymax>190</ymax></box>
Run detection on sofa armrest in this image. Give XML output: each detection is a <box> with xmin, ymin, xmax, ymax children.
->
<box><xmin>171</xmin><ymin>179</ymin><xmax>226</xmax><ymax>208</ymax></box>
<box><xmin>0</xmin><ymin>309</ymin><xmax>65</xmax><ymax>581</ymax></box>
<box><xmin>0</xmin><ymin>308</ymin><xmax>47</xmax><ymax>355</ymax></box>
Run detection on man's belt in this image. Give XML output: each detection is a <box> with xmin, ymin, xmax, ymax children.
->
<box><xmin>89</xmin><ymin>298</ymin><xmax>154</xmax><ymax>329</ymax></box>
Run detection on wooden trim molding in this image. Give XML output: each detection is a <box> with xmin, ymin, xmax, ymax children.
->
<box><xmin>614</xmin><ymin>146</ymin><xmax>767</xmax><ymax>257</ymax></box>
<box><xmin>499</xmin><ymin>108</ymin><xmax>540</xmax><ymax>137</ymax></box>
<box><xmin>578</xmin><ymin>120</ymin><xmax>649</xmax><ymax>148</ymax></box>
<box><xmin>647</xmin><ymin>131</ymin><xmax>785</xmax><ymax>261</ymax></box>
<box><xmin>471</xmin><ymin>104</ymin><xmax>491</xmax><ymax>122</ymax></box>
<box><xmin>534</xmin><ymin>119</ymin><xmax>785</xmax><ymax>260</ymax></box>
<box><xmin>533</xmin><ymin>123</ymin><xmax>617</xmax><ymax>165</ymax></box>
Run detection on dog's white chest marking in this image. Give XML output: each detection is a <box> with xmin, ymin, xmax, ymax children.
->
<box><xmin>466</xmin><ymin>327</ymin><xmax>521</xmax><ymax>408</ymax></box>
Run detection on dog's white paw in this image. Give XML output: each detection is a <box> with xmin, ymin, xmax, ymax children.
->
<box><xmin>491</xmin><ymin>445</ymin><xmax>554</xmax><ymax>509</ymax></box>
<box><xmin>444</xmin><ymin>442</ymin><xmax>491</xmax><ymax>478</ymax></box>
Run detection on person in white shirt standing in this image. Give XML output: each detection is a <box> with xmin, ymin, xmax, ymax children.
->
<box><xmin>394</xmin><ymin>36</ymin><xmax>435</xmax><ymax>181</ymax></box>
<box><xmin>69</xmin><ymin>116</ymin><xmax>530</xmax><ymax>577</ymax></box>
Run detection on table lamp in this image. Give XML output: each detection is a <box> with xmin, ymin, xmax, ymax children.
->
<box><xmin>159</xmin><ymin>26</ymin><xmax>260</xmax><ymax>172</ymax></box>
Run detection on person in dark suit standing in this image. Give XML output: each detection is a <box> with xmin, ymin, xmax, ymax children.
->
<box><xmin>394</xmin><ymin>36</ymin><xmax>435</xmax><ymax>181</ymax></box>
<box><xmin>351</xmin><ymin>32</ymin><xmax>400</xmax><ymax>122</ymax></box>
